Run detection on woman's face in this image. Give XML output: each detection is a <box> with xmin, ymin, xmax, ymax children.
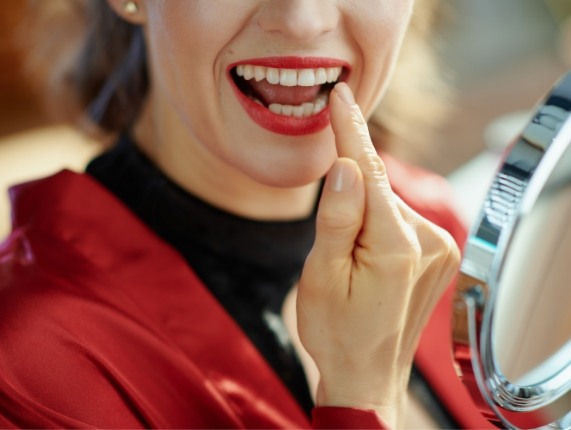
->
<box><xmin>137</xmin><ymin>0</ymin><xmax>414</xmax><ymax>188</ymax></box>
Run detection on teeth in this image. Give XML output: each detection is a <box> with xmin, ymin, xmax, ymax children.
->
<box><xmin>292</xmin><ymin>105</ymin><xmax>305</xmax><ymax>117</ymax></box>
<box><xmin>280</xmin><ymin>69</ymin><xmax>297</xmax><ymax>87</ymax></box>
<box><xmin>282</xmin><ymin>105</ymin><xmax>293</xmax><ymax>116</ymax></box>
<box><xmin>254</xmin><ymin>66</ymin><xmax>265</xmax><ymax>82</ymax></box>
<box><xmin>269</xmin><ymin>104</ymin><xmax>282</xmax><ymax>115</ymax></box>
<box><xmin>266</xmin><ymin>67</ymin><xmax>280</xmax><ymax>85</ymax></box>
<box><xmin>268</xmin><ymin>95</ymin><xmax>329</xmax><ymax>118</ymax></box>
<box><xmin>242</xmin><ymin>64</ymin><xmax>254</xmax><ymax>80</ymax></box>
<box><xmin>302</xmin><ymin>103</ymin><xmax>314</xmax><ymax>116</ymax></box>
<box><xmin>326</xmin><ymin>68</ymin><xmax>339</xmax><ymax>83</ymax></box>
<box><xmin>298</xmin><ymin>69</ymin><xmax>316</xmax><ymax>86</ymax></box>
<box><xmin>236</xmin><ymin>65</ymin><xmax>343</xmax><ymax>87</ymax></box>
<box><xmin>237</xmin><ymin>64</ymin><xmax>338</xmax><ymax>117</ymax></box>
<box><xmin>315</xmin><ymin>68</ymin><xmax>327</xmax><ymax>85</ymax></box>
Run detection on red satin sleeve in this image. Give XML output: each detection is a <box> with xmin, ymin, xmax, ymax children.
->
<box><xmin>312</xmin><ymin>407</ymin><xmax>389</xmax><ymax>429</ymax></box>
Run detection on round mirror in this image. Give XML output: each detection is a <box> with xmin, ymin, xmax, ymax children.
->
<box><xmin>452</xmin><ymin>72</ymin><xmax>571</xmax><ymax>429</ymax></box>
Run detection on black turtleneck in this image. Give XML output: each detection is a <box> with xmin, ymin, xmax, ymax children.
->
<box><xmin>86</xmin><ymin>135</ymin><xmax>315</xmax><ymax>416</ymax></box>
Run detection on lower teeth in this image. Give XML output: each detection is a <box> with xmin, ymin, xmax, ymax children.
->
<box><xmin>249</xmin><ymin>95</ymin><xmax>329</xmax><ymax>117</ymax></box>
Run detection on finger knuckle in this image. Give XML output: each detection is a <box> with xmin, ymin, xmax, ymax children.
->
<box><xmin>317</xmin><ymin>206</ymin><xmax>359</xmax><ymax>232</ymax></box>
<box><xmin>362</xmin><ymin>230</ymin><xmax>423</xmax><ymax>276</ymax></box>
<box><xmin>421</xmin><ymin>227</ymin><xmax>461</xmax><ymax>279</ymax></box>
<box><xmin>356</xmin><ymin>149</ymin><xmax>386</xmax><ymax>179</ymax></box>
<box><xmin>349</xmin><ymin>105</ymin><xmax>368</xmax><ymax>128</ymax></box>
<box><xmin>442</xmin><ymin>237</ymin><xmax>461</xmax><ymax>269</ymax></box>
<box><xmin>433</xmin><ymin>228</ymin><xmax>460</xmax><ymax>263</ymax></box>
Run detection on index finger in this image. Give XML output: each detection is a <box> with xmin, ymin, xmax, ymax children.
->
<box><xmin>329</xmin><ymin>83</ymin><xmax>402</xmax><ymax>245</ymax></box>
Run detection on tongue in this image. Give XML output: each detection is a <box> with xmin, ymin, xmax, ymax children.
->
<box><xmin>248</xmin><ymin>79</ymin><xmax>322</xmax><ymax>106</ymax></box>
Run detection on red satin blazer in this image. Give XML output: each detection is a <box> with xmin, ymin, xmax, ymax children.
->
<box><xmin>0</xmin><ymin>157</ymin><xmax>493</xmax><ymax>429</ymax></box>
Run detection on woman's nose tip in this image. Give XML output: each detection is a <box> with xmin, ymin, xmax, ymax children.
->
<box><xmin>257</xmin><ymin>0</ymin><xmax>338</xmax><ymax>41</ymax></box>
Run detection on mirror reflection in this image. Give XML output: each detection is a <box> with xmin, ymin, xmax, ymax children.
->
<box><xmin>494</xmin><ymin>163</ymin><xmax>571</xmax><ymax>385</ymax></box>
<box><xmin>493</xmin><ymin>98</ymin><xmax>571</xmax><ymax>386</ymax></box>
<box><xmin>453</xmin><ymin>71</ymin><xmax>571</xmax><ymax>429</ymax></box>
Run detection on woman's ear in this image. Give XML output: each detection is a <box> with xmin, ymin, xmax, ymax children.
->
<box><xmin>105</xmin><ymin>0</ymin><xmax>147</xmax><ymax>25</ymax></box>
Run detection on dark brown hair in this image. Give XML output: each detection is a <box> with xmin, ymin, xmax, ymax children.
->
<box><xmin>76</xmin><ymin>2</ymin><xmax>148</xmax><ymax>131</ymax></box>
<box><xmin>26</xmin><ymin>0</ymin><xmax>147</xmax><ymax>133</ymax></box>
<box><xmin>26</xmin><ymin>0</ymin><xmax>447</xmax><ymax>160</ymax></box>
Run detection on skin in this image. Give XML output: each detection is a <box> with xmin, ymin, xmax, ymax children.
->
<box><xmin>106</xmin><ymin>0</ymin><xmax>461</xmax><ymax>427</ymax></box>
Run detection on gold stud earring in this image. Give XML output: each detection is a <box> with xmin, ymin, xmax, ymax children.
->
<box><xmin>124</xmin><ymin>1</ymin><xmax>139</xmax><ymax>15</ymax></box>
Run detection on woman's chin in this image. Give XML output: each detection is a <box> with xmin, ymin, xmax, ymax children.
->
<box><xmin>259</xmin><ymin>142</ymin><xmax>336</xmax><ymax>188</ymax></box>
<box><xmin>248</xmin><ymin>160</ymin><xmax>333</xmax><ymax>189</ymax></box>
<box><xmin>214</xmin><ymin>125</ymin><xmax>337</xmax><ymax>188</ymax></box>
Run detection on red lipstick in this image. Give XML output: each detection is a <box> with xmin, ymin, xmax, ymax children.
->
<box><xmin>232</xmin><ymin>56</ymin><xmax>350</xmax><ymax>69</ymax></box>
<box><xmin>228</xmin><ymin>57</ymin><xmax>350</xmax><ymax>136</ymax></box>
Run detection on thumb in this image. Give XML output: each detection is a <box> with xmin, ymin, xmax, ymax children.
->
<box><xmin>311</xmin><ymin>157</ymin><xmax>365</xmax><ymax>265</ymax></box>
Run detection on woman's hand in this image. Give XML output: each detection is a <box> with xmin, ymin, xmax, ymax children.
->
<box><xmin>296</xmin><ymin>83</ymin><xmax>460</xmax><ymax>428</ymax></box>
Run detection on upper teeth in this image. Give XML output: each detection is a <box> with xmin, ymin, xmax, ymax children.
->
<box><xmin>235</xmin><ymin>65</ymin><xmax>342</xmax><ymax>87</ymax></box>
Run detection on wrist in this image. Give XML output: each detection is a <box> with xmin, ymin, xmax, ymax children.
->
<box><xmin>315</xmin><ymin>369</ymin><xmax>409</xmax><ymax>429</ymax></box>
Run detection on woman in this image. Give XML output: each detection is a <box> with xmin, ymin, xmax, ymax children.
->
<box><xmin>0</xmin><ymin>1</ymin><xmax>491</xmax><ymax>428</ymax></box>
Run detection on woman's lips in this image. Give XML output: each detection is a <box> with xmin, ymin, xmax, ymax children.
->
<box><xmin>228</xmin><ymin>57</ymin><xmax>350</xmax><ymax>136</ymax></box>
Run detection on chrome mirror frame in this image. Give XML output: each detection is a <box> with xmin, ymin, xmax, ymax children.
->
<box><xmin>452</xmin><ymin>72</ymin><xmax>571</xmax><ymax>429</ymax></box>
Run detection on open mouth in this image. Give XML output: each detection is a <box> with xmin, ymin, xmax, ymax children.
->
<box><xmin>230</xmin><ymin>64</ymin><xmax>348</xmax><ymax>118</ymax></box>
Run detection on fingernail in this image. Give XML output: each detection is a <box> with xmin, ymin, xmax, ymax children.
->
<box><xmin>329</xmin><ymin>160</ymin><xmax>357</xmax><ymax>192</ymax></box>
<box><xmin>334</xmin><ymin>82</ymin><xmax>355</xmax><ymax>105</ymax></box>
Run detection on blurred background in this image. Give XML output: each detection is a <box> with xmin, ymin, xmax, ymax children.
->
<box><xmin>0</xmin><ymin>0</ymin><xmax>570</xmax><ymax>236</ymax></box>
